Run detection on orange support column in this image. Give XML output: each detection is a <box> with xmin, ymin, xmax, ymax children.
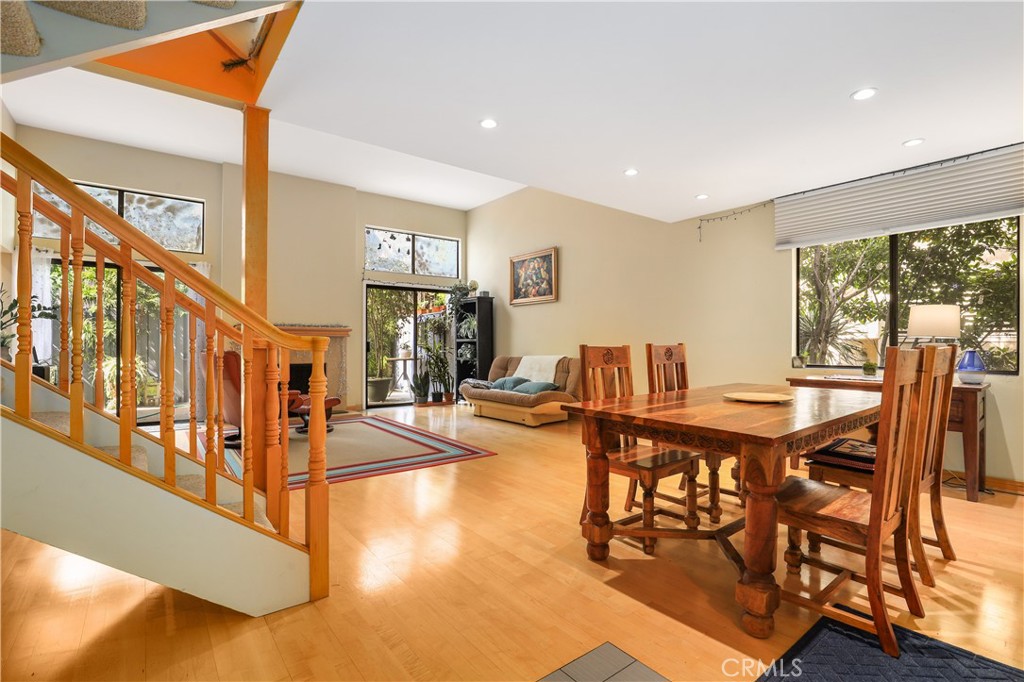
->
<box><xmin>242</xmin><ymin>104</ymin><xmax>269</xmax><ymax>318</ymax></box>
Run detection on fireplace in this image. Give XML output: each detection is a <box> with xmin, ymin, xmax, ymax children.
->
<box><xmin>275</xmin><ymin>324</ymin><xmax>351</xmax><ymax>405</ymax></box>
<box><xmin>288</xmin><ymin>362</ymin><xmax>327</xmax><ymax>395</ymax></box>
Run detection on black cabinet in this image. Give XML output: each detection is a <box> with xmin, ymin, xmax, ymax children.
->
<box><xmin>453</xmin><ymin>295</ymin><xmax>493</xmax><ymax>398</ymax></box>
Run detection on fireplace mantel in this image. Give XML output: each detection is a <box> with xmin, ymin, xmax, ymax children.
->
<box><xmin>277</xmin><ymin>324</ymin><xmax>351</xmax><ymax>338</ymax></box>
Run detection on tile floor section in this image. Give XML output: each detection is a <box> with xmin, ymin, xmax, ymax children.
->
<box><xmin>539</xmin><ymin>643</ymin><xmax>668</xmax><ymax>682</ymax></box>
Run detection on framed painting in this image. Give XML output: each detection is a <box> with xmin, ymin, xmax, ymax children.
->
<box><xmin>510</xmin><ymin>247</ymin><xmax>558</xmax><ymax>306</ymax></box>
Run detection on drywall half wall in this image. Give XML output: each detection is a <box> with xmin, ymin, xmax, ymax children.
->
<box><xmin>467</xmin><ymin>188</ymin><xmax>1022</xmax><ymax>483</ymax></box>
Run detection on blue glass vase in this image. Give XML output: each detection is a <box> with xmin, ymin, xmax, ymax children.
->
<box><xmin>956</xmin><ymin>349</ymin><xmax>987</xmax><ymax>385</ymax></box>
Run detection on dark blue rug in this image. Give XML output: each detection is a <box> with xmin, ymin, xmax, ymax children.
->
<box><xmin>759</xmin><ymin>614</ymin><xmax>1024</xmax><ymax>681</ymax></box>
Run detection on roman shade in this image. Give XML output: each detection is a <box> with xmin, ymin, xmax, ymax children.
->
<box><xmin>774</xmin><ymin>143</ymin><xmax>1024</xmax><ymax>250</ymax></box>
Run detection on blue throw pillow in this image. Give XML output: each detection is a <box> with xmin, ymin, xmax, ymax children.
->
<box><xmin>493</xmin><ymin>376</ymin><xmax>529</xmax><ymax>391</ymax></box>
<box><xmin>512</xmin><ymin>381</ymin><xmax>560</xmax><ymax>395</ymax></box>
<box><xmin>493</xmin><ymin>374</ymin><xmax>532</xmax><ymax>391</ymax></box>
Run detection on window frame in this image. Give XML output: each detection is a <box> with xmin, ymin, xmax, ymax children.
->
<box><xmin>33</xmin><ymin>180</ymin><xmax>206</xmax><ymax>255</ymax></box>
<box><xmin>364</xmin><ymin>225</ymin><xmax>460</xmax><ymax>279</ymax></box>
<box><xmin>795</xmin><ymin>217</ymin><xmax>1021</xmax><ymax>375</ymax></box>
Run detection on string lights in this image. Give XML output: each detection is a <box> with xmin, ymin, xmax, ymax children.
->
<box><xmin>696</xmin><ymin>202</ymin><xmax>772</xmax><ymax>242</ymax></box>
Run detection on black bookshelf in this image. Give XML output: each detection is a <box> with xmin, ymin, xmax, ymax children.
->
<box><xmin>453</xmin><ymin>295</ymin><xmax>493</xmax><ymax>399</ymax></box>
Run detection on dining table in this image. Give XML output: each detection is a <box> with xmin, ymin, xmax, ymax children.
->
<box><xmin>562</xmin><ymin>382</ymin><xmax>882</xmax><ymax>639</ymax></box>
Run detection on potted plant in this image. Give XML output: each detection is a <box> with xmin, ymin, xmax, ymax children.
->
<box><xmin>411</xmin><ymin>368</ymin><xmax>430</xmax><ymax>404</ymax></box>
<box><xmin>862</xmin><ymin>360</ymin><xmax>878</xmax><ymax>376</ymax></box>
<box><xmin>366</xmin><ymin>289</ymin><xmax>409</xmax><ymax>403</ymax></box>
<box><xmin>0</xmin><ymin>283</ymin><xmax>56</xmax><ymax>362</ymax></box>
<box><xmin>457</xmin><ymin>343</ymin><xmax>476</xmax><ymax>368</ymax></box>
<box><xmin>424</xmin><ymin>341</ymin><xmax>450</xmax><ymax>403</ymax></box>
<box><xmin>457</xmin><ymin>314</ymin><xmax>477</xmax><ymax>340</ymax></box>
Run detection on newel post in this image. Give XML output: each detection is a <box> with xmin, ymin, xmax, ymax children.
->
<box><xmin>306</xmin><ymin>337</ymin><xmax>330</xmax><ymax>599</ymax></box>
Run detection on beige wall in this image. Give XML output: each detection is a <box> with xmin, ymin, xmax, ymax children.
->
<box><xmin>219</xmin><ymin>169</ymin><xmax>467</xmax><ymax>407</ymax></box>
<box><xmin>467</xmin><ymin>189</ymin><xmax>1023</xmax><ymax>483</ymax></box>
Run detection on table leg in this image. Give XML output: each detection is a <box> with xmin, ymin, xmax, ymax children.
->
<box><xmin>962</xmin><ymin>395</ymin><xmax>981</xmax><ymax>502</ymax></box>
<box><xmin>735</xmin><ymin>444</ymin><xmax>784</xmax><ymax>638</ymax></box>
<box><xmin>581</xmin><ymin>417</ymin><xmax>613</xmax><ymax>561</ymax></box>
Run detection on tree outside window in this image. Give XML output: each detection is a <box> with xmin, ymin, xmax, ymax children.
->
<box><xmin>798</xmin><ymin>217</ymin><xmax>1019</xmax><ymax>372</ymax></box>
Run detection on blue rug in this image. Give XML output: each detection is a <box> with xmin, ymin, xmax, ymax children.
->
<box><xmin>759</xmin><ymin>613</ymin><xmax>1024</xmax><ymax>681</ymax></box>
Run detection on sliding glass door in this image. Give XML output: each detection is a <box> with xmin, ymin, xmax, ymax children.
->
<box><xmin>365</xmin><ymin>285</ymin><xmax>449</xmax><ymax>408</ymax></box>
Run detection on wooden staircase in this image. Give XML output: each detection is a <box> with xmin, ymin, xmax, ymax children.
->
<box><xmin>0</xmin><ymin>132</ymin><xmax>329</xmax><ymax>614</ymax></box>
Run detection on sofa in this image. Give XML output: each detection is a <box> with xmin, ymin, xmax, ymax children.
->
<box><xmin>459</xmin><ymin>355</ymin><xmax>582</xmax><ymax>427</ymax></box>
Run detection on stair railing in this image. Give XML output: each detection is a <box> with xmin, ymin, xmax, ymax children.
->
<box><xmin>0</xmin><ymin>133</ymin><xmax>329</xmax><ymax>600</ymax></box>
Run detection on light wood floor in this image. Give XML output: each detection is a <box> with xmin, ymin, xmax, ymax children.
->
<box><xmin>3</xmin><ymin>405</ymin><xmax>1022</xmax><ymax>681</ymax></box>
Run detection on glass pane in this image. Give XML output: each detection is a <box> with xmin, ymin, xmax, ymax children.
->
<box><xmin>797</xmin><ymin>236</ymin><xmax>890</xmax><ymax>366</ymax></box>
<box><xmin>123</xmin><ymin>192</ymin><xmax>204</xmax><ymax>253</ymax></box>
<box><xmin>365</xmin><ymin>228</ymin><xmax>412</xmax><ymax>273</ymax></box>
<box><xmin>365</xmin><ymin>288</ymin><xmax>417</xmax><ymax>406</ymax></box>
<box><xmin>80</xmin><ymin>185</ymin><xmax>120</xmax><ymax>246</ymax></box>
<box><xmin>897</xmin><ymin>218</ymin><xmax>1018</xmax><ymax>372</ymax></box>
<box><xmin>414</xmin><ymin>235</ymin><xmax>458</xmax><ymax>277</ymax></box>
<box><xmin>31</xmin><ymin>182</ymin><xmax>68</xmax><ymax>239</ymax></box>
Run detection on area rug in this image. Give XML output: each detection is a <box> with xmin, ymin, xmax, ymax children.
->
<box><xmin>758</xmin><ymin>612</ymin><xmax>1024</xmax><ymax>681</ymax></box>
<box><xmin>285</xmin><ymin>415</ymin><xmax>495</xmax><ymax>488</ymax></box>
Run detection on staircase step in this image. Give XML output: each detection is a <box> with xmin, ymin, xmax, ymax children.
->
<box><xmin>33</xmin><ymin>412</ymin><xmax>148</xmax><ymax>470</ymax></box>
<box><xmin>34</xmin><ymin>411</ymin><xmax>71</xmax><ymax>434</ymax></box>
<box><xmin>96</xmin><ymin>445</ymin><xmax>148</xmax><ymax>470</ymax></box>
<box><xmin>177</xmin><ymin>474</ymin><xmax>276</xmax><ymax>532</ymax></box>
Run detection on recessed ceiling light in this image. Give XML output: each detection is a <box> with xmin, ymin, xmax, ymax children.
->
<box><xmin>850</xmin><ymin>87</ymin><xmax>878</xmax><ymax>101</ymax></box>
<box><xmin>624</xmin><ymin>168</ymin><xmax>639</xmax><ymax>177</ymax></box>
<box><xmin>902</xmin><ymin>138</ymin><xmax>925</xmax><ymax>147</ymax></box>
<box><xmin>695</xmin><ymin>194</ymin><xmax>709</xmax><ymax>200</ymax></box>
<box><xmin>479</xmin><ymin>118</ymin><xmax>498</xmax><ymax>129</ymax></box>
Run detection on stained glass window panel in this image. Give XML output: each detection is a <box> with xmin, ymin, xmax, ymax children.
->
<box><xmin>365</xmin><ymin>227</ymin><xmax>412</xmax><ymax>273</ymax></box>
<box><xmin>124</xmin><ymin>192</ymin><xmax>203</xmax><ymax>253</ymax></box>
<box><xmin>414</xmin><ymin>235</ymin><xmax>458</xmax><ymax>277</ymax></box>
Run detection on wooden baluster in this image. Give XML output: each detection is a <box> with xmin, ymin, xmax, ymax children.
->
<box><xmin>242</xmin><ymin>329</ymin><xmax>255</xmax><ymax>522</ymax></box>
<box><xmin>216</xmin><ymin>333</ymin><xmax>226</xmax><ymax>473</ymax></box>
<box><xmin>307</xmin><ymin>338</ymin><xmax>330</xmax><ymax>599</ymax></box>
<box><xmin>118</xmin><ymin>252</ymin><xmax>136</xmax><ymax>464</ymax></box>
<box><xmin>264</xmin><ymin>343</ymin><xmax>282</xmax><ymax>529</ymax></box>
<box><xmin>14</xmin><ymin>173</ymin><xmax>33</xmax><ymax>417</ymax></box>
<box><xmin>69</xmin><ymin>208</ymin><xmax>85</xmax><ymax>442</ymax></box>
<box><xmin>161</xmin><ymin>274</ymin><xmax>176</xmax><ymax>485</ymax></box>
<box><xmin>279</xmin><ymin>348</ymin><xmax>291</xmax><ymax>535</ymax></box>
<box><xmin>189</xmin><ymin>313</ymin><xmax>198</xmax><ymax>460</ymax></box>
<box><xmin>59</xmin><ymin>227</ymin><xmax>70</xmax><ymax>392</ymax></box>
<box><xmin>94</xmin><ymin>255</ymin><xmax>105</xmax><ymax>409</ymax></box>
<box><xmin>205</xmin><ymin>301</ymin><xmax>217</xmax><ymax>503</ymax></box>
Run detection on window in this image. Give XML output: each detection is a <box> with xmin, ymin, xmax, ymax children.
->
<box><xmin>364</xmin><ymin>226</ymin><xmax>458</xmax><ymax>278</ymax></box>
<box><xmin>797</xmin><ymin>217</ymin><xmax>1019</xmax><ymax>373</ymax></box>
<box><xmin>31</xmin><ymin>181</ymin><xmax>205</xmax><ymax>254</ymax></box>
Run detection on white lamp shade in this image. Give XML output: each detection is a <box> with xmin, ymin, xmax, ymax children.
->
<box><xmin>907</xmin><ymin>304</ymin><xmax>961</xmax><ymax>339</ymax></box>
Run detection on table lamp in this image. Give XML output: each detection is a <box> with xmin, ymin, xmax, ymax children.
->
<box><xmin>906</xmin><ymin>304</ymin><xmax>961</xmax><ymax>343</ymax></box>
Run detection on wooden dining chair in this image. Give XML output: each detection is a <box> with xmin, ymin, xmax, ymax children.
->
<box><xmin>645</xmin><ymin>343</ymin><xmax>741</xmax><ymax>524</ymax></box>
<box><xmin>578</xmin><ymin>344</ymin><xmax>703</xmax><ymax>552</ymax></box>
<box><xmin>779</xmin><ymin>345</ymin><xmax>936</xmax><ymax>657</ymax></box>
<box><xmin>803</xmin><ymin>345</ymin><xmax>958</xmax><ymax>587</ymax></box>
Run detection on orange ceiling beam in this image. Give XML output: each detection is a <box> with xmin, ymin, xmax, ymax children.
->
<box><xmin>94</xmin><ymin>4</ymin><xmax>301</xmax><ymax>108</ymax></box>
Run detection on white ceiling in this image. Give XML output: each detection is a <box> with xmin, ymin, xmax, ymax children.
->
<box><xmin>3</xmin><ymin>2</ymin><xmax>1023</xmax><ymax>222</ymax></box>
